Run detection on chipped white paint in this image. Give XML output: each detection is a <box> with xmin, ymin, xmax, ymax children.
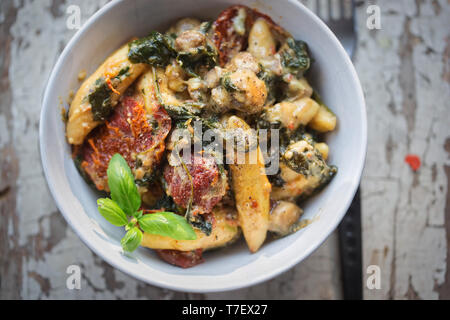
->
<box><xmin>357</xmin><ymin>0</ymin><xmax>450</xmax><ymax>299</ymax></box>
<box><xmin>1</xmin><ymin>0</ymin><xmax>449</xmax><ymax>299</ymax></box>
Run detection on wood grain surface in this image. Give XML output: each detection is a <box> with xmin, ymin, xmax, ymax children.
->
<box><xmin>0</xmin><ymin>0</ymin><xmax>448</xmax><ymax>299</ymax></box>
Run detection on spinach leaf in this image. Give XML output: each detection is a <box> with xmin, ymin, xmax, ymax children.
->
<box><xmin>97</xmin><ymin>198</ymin><xmax>128</xmax><ymax>226</ymax></box>
<box><xmin>283</xmin><ymin>150</ymin><xmax>310</xmax><ymax>175</ymax></box>
<box><xmin>188</xmin><ymin>214</ymin><xmax>213</xmax><ymax>236</ymax></box>
<box><xmin>138</xmin><ymin>212</ymin><xmax>197</xmax><ymax>240</ymax></box>
<box><xmin>106</xmin><ymin>154</ymin><xmax>141</xmax><ymax>216</ymax></box>
<box><xmin>280</xmin><ymin>38</ymin><xmax>311</xmax><ymax>76</ymax></box>
<box><xmin>176</xmin><ymin>44</ymin><xmax>217</xmax><ymax>77</ymax></box>
<box><xmin>282</xmin><ymin>135</ymin><xmax>333</xmax><ymax>181</ymax></box>
<box><xmin>268</xmin><ymin>171</ymin><xmax>285</xmax><ymax>187</ymax></box>
<box><xmin>221</xmin><ymin>75</ymin><xmax>239</xmax><ymax>92</ymax></box>
<box><xmin>134</xmin><ymin>171</ymin><xmax>156</xmax><ymax>187</ymax></box>
<box><xmin>115</xmin><ymin>66</ymin><xmax>130</xmax><ymax>79</ymax></box>
<box><xmin>128</xmin><ymin>31</ymin><xmax>176</xmax><ymax>67</ymax></box>
<box><xmin>89</xmin><ymin>78</ymin><xmax>114</xmax><ymax>121</ymax></box>
<box><xmin>257</xmin><ymin>66</ymin><xmax>283</xmax><ymax>104</ymax></box>
<box><xmin>165</xmin><ymin>104</ymin><xmax>202</xmax><ymax>121</ymax></box>
<box><xmin>151</xmin><ymin>193</ymin><xmax>181</xmax><ymax>213</ymax></box>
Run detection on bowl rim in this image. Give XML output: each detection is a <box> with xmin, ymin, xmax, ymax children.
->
<box><xmin>39</xmin><ymin>0</ymin><xmax>367</xmax><ymax>292</ymax></box>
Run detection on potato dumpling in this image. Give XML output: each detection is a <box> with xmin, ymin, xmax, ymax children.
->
<box><xmin>167</xmin><ymin>17</ymin><xmax>202</xmax><ymax>35</ymax></box>
<box><xmin>225</xmin><ymin>115</ymin><xmax>271</xmax><ymax>252</ymax></box>
<box><xmin>226</xmin><ymin>69</ymin><xmax>267</xmax><ymax>113</ymax></box>
<box><xmin>225</xmin><ymin>52</ymin><xmax>260</xmax><ymax>74</ymax></box>
<box><xmin>264</xmin><ymin>97</ymin><xmax>320</xmax><ymax>131</ymax></box>
<box><xmin>308</xmin><ymin>105</ymin><xmax>337</xmax><ymax>132</ymax></box>
<box><xmin>141</xmin><ymin>206</ymin><xmax>239</xmax><ymax>251</ymax></box>
<box><xmin>285</xmin><ymin>77</ymin><xmax>313</xmax><ymax>100</ymax></box>
<box><xmin>271</xmin><ymin>163</ymin><xmax>322</xmax><ymax>201</ymax></box>
<box><xmin>66</xmin><ymin>44</ymin><xmax>147</xmax><ymax>145</ymax></box>
<box><xmin>315</xmin><ymin>142</ymin><xmax>329</xmax><ymax>160</ymax></box>
<box><xmin>248</xmin><ymin>18</ymin><xmax>276</xmax><ymax>60</ymax></box>
<box><xmin>269</xmin><ymin>201</ymin><xmax>303</xmax><ymax>236</ymax></box>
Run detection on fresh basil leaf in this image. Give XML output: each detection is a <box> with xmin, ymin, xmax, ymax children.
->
<box><xmin>134</xmin><ymin>210</ymin><xmax>143</xmax><ymax>219</ymax></box>
<box><xmin>97</xmin><ymin>198</ymin><xmax>128</xmax><ymax>226</ymax></box>
<box><xmin>121</xmin><ymin>227</ymin><xmax>143</xmax><ymax>252</ymax></box>
<box><xmin>107</xmin><ymin>154</ymin><xmax>141</xmax><ymax>216</ymax></box>
<box><xmin>138</xmin><ymin>212</ymin><xmax>197</xmax><ymax>240</ymax></box>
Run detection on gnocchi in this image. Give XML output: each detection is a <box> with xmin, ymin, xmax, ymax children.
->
<box><xmin>67</xmin><ymin>5</ymin><xmax>338</xmax><ymax>268</ymax></box>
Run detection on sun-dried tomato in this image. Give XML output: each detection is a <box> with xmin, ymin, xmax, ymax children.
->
<box><xmin>212</xmin><ymin>5</ymin><xmax>288</xmax><ymax>66</ymax></box>
<box><xmin>164</xmin><ymin>154</ymin><xmax>227</xmax><ymax>214</ymax></box>
<box><xmin>78</xmin><ymin>94</ymin><xmax>171</xmax><ymax>191</ymax></box>
<box><xmin>156</xmin><ymin>249</ymin><xmax>204</xmax><ymax>268</ymax></box>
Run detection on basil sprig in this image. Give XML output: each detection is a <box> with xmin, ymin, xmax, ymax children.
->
<box><xmin>139</xmin><ymin>212</ymin><xmax>197</xmax><ymax>240</ymax></box>
<box><xmin>97</xmin><ymin>198</ymin><xmax>128</xmax><ymax>226</ymax></box>
<box><xmin>121</xmin><ymin>227</ymin><xmax>143</xmax><ymax>252</ymax></box>
<box><xmin>106</xmin><ymin>154</ymin><xmax>141</xmax><ymax>216</ymax></box>
<box><xmin>97</xmin><ymin>154</ymin><xmax>197</xmax><ymax>252</ymax></box>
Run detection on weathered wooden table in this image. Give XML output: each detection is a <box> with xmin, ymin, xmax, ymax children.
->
<box><xmin>0</xmin><ymin>0</ymin><xmax>449</xmax><ymax>299</ymax></box>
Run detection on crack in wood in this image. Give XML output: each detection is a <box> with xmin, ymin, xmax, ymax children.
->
<box><xmin>443</xmin><ymin>36</ymin><xmax>450</xmax><ymax>83</ymax></box>
<box><xmin>398</xmin><ymin>17</ymin><xmax>419</xmax><ymax>149</ymax></box>
<box><xmin>436</xmin><ymin>160</ymin><xmax>450</xmax><ymax>298</ymax></box>
<box><xmin>0</xmin><ymin>0</ymin><xmax>22</xmax><ymax>300</ymax></box>
<box><xmin>0</xmin><ymin>186</ymin><xmax>10</xmax><ymax>199</ymax></box>
<box><xmin>406</xmin><ymin>275</ymin><xmax>421</xmax><ymax>299</ymax></box>
<box><xmin>28</xmin><ymin>271</ymin><xmax>51</xmax><ymax>297</ymax></box>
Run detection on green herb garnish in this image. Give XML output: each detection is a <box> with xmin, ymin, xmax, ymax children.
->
<box><xmin>120</xmin><ymin>227</ymin><xmax>143</xmax><ymax>252</ymax></box>
<box><xmin>280</xmin><ymin>38</ymin><xmax>311</xmax><ymax>76</ymax></box>
<box><xmin>176</xmin><ymin>44</ymin><xmax>218</xmax><ymax>77</ymax></box>
<box><xmin>221</xmin><ymin>76</ymin><xmax>239</xmax><ymax>92</ymax></box>
<box><xmin>138</xmin><ymin>212</ymin><xmax>197</xmax><ymax>240</ymax></box>
<box><xmin>88</xmin><ymin>78</ymin><xmax>114</xmax><ymax>121</ymax></box>
<box><xmin>97</xmin><ymin>154</ymin><xmax>197</xmax><ymax>252</ymax></box>
<box><xmin>115</xmin><ymin>66</ymin><xmax>130</xmax><ymax>79</ymax></box>
<box><xmin>257</xmin><ymin>65</ymin><xmax>283</xmax><ymax>104</ymax></box>
<box><xmin>106</xmin><ymin>153</ymin><xmax>141</xmax><ymax>216</ymax></box>
<box><xmin>128</xmin><ymin>31</ymin><xmax>177</xmax><ymax>67</ymax></box>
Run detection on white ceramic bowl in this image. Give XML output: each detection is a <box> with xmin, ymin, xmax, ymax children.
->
<box><xmin>40</xmin><ymin>0</ymin><xmax>366</xmax><ymax>292</ymax></box>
